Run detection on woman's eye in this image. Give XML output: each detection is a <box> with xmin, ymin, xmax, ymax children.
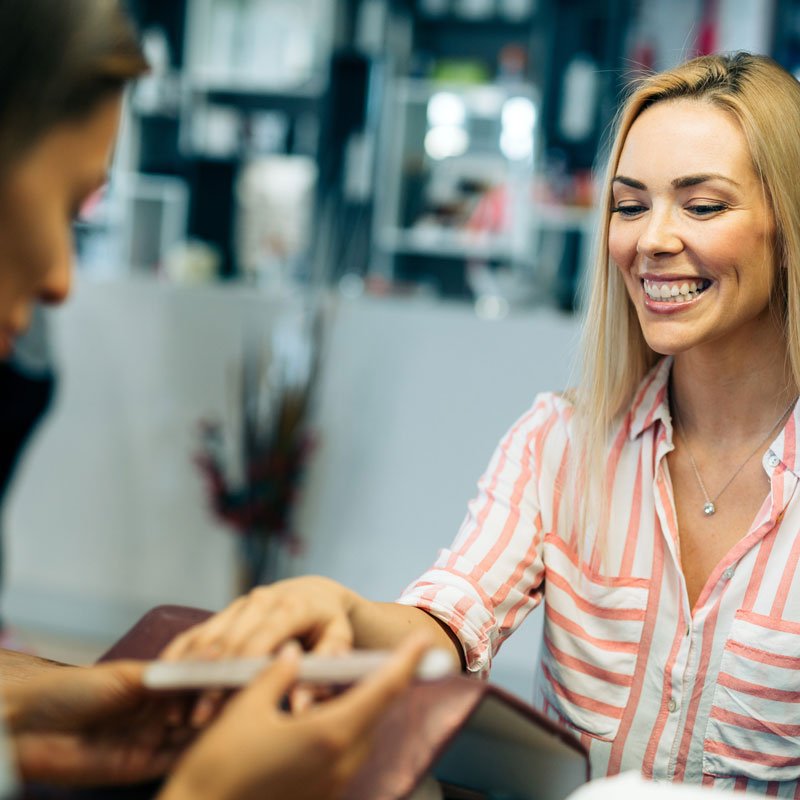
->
<box><xmin>611</xmin><ymin>204</ymin><xmax>647</xmax><ymax>217</ymax></box>
<box><xmin>687</xmin><ymin>203</ymin><xmax>727</xmax><ymax>216</ymax></box>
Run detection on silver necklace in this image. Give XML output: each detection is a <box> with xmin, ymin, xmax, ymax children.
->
<box><xmin>673</xmin><ymin>396</ymin><xmax>797</xmax><ymax>517</ymax></box>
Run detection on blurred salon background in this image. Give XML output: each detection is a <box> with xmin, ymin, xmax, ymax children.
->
<box><xmin>0</xmin><ymin>0</ymin><xmax>789</xmax><ymax>695</ymax></box>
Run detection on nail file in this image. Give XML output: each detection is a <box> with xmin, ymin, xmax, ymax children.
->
<box><xmin>143</xmin><ymin>648</ymin><xmax>457</xmax><ymax>690</ymax></box>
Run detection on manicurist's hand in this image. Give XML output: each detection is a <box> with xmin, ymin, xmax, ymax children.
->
<box><xmin>4</xmin><ymin>661</ymin><xmax>192</xmax><ymax>786</ymax></box>
<box><xmin>158</xmin><ymin>634</ymin><xmax>431</xmax><ymax>800</ymax></box>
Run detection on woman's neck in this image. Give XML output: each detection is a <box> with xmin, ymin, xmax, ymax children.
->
<box><xmin>670</xmin><ymin>315</ymin><xmax>797</xmax><ymax>444</ymax></box>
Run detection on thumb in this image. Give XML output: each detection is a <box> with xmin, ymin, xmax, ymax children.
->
<box><xmin>319</xmin><ymin>633</ymin><xmax>431</xmax><ymax>741</ymax></box>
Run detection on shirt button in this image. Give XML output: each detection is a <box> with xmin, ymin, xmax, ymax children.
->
<box><xmin>767</xmin><ymin>453</ymin><xmax>781</xmax><ymax>468</ymax></box>
<box><xmin>722</xmin><ymin>567</ymin><xmax>735</xmax><ymax>581</ymax></box>
<box><xmin>668</xmin><ymin>698</ymin><xmax>679</xmax><ymax>713</ymax></box>
<box><xmin>685</xmin><ymin>624</ymin><xmax>691</xmax><ymax>637</ymax></box>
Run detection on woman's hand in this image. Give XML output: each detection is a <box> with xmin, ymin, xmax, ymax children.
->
<box><xmin>162</xmin><ymin>576</ymin><xmax>361</xmax><ymax>662</ymax></box>
<box><xmin>4</xmin><ymin>661</ymin><xmax>192</xmax><ymax>786</ymax></box>
<box><xmin>159</xmin><ymin>634</ymin><xmax>431</xmax><ymax>800</ymax></box>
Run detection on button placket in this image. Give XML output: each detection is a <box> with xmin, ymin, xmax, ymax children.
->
<box><xmin>667</xmin><ymin>697</ymin><xmax>679</xmax><ymax>713</ymax></box>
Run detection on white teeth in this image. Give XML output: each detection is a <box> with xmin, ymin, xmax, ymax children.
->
<box><xmin>642</xmin><ymin>278</ymin><xmax>709</xmax><ymax>304</ymax></box>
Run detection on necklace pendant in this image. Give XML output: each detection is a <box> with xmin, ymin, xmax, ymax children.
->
<box><xmin>703</xmin><ymin>502</ymin><xmax>716</xmax><ymax>516</ymax></box>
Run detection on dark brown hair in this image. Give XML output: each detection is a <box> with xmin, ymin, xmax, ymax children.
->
<box><xmin>0</xmin><ymin>0</ymin><xmax>148</xmax><ymax>168</ymax></box>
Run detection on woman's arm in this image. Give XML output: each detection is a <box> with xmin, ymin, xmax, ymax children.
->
<box><xmin>162</xmin><ymin>576</ymin><xmax>463</xmax><ymax>667</ymax></box>
<box><xmin>164</xmin><ymin>395</ymin><xmax>557</xmax><ymax>675</ymax></box>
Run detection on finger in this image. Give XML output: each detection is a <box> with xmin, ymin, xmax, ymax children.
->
<box><xmin>318</xmin><ymin>634</ymin><xmax>431</xmax><ymax>741</ymax></box>
<box><xmin>161</xmin><ymin>598</ymin><xmax>250</xmax><ymax>660</ymax></box>
<box><xmin>247</xmin><ymin>605</ymin><xmax>349</xmax><ymax>657</ymax></box>
<box><xmin>307</xmin><ymin>615</ymin><xmax>354</xmax><ymax>656</ymax></box>
<box><xmin>289</xmin><ymin>685</ymin><xmax>314</xmax><ymax>714</ymax></box>
<box><xmin>223</xmin><ymin>641</ymin><xmax>302</xmax><ymax>716</ymax></box>
<box><xmin>197</xmin><ymin>600</ymin><xmax>290</xmax><ymax>658</ymax></box>
<box><xmin>92</xmin><ymin>660</ymin><xmax>147</xmax><ymax>688</ymax></box>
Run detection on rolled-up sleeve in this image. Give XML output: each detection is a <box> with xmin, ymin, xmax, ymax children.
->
<box><xmin>397</xmin><ymin>393</ymin><xmax>565</xmax><ymax>677</ymax></box>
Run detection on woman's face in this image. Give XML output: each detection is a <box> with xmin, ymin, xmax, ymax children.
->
<box><xmin>0</xmin><ymin>94</ymin><xmax>122</xmax><ymax>357</ymax></box>
<box><xmin>608</xmin><ymin>98</ymin><xmax>776</xmax><ymax>357</ymax></box>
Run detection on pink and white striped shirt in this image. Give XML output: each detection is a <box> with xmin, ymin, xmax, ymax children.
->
<box><xmin>398</xmin><ymin>357</ymin><xmax>800</xmax><ymax>795</ymax></box>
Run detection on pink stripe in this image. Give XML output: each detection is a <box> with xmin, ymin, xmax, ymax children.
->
<box><xmin>475</xmin><ymin>524</ymin><xmax>545</xmax><ymax>654</ymax></box>
<box><xmin>704</xmin><ymin>738</ymin><xmax>800</xmax><ymax>768</ymax></box>
<box><xmin>628</xmin><ymin>365</ymin><xmax>664</xmax><ymax>433</ymax></box>
<box><xmin>545</xmin><ymin>568</ymin><xmax>646</xmax><ymax>621</ymax></box>
<box><xmin>542</xmin><ymin>662</ymin><xmax>625</xmax><ymax>719</ymax></box>
<box><xmin>737</xmin><ymin>609</ymin><xmax>800</xmax><ymax>635</ymax></box>
<box><xmin>717</xmin><ymin>671</ymin><xmax>800</xmax><ymax>702</ymax></box>
<box><xmin>673</xmin><ymin>599</ymin><xmax>722</xmax><ymax>781</ymax></box>
<box><xmin>785</xmin><ymin>411</ymin><xmax>797</xmax><ymax>471</ymax></box>
<box><xmin>447</xmin><ymin>403</ymin><xmax>544</xmax><ymax>567</ymax></box>
<box><xmin>545</xmin><ymin>534</ymin><xmax>650</xmax><ymax>589</ymax></box>
<box><xmin>742</xmin><ymin>516</ymin><xmax>779</xmax><ymax>612</ymax></box>
<box><xmin>412</xmin><ymin>576</ymin><xmax>495</xmax><ymax>615</ymax></box>
<box><xmin>735</xmin><ymin>776</ymin><xmax>749</xmax><ymax>791</ymax></box>
<box><xmin>642</xmin><ymin>599</ymin><xmax>686</xmax><ymax>779</ymax></box>
<box><xmin>471</xmin><ymin>414</ymin><xmax>557</xmax><ymax>581</ymax></box>
<box><xmin>726</xmin><ymin>638</ymin><xmax>800</xmax><ymax>670</ymax></box>
<box><xmin>545</xmin><ymin>637</ymin><xmax>634</xmax><ymax>687</ymax></box>
<box><xmin>620</xmin><ymin>447</ymin><xmax>644</xmax><ymax>576</ymax></box>
<box><xmin>710</xmin><ymin>705</ymin><xmax>800</xmax><ymax>737</ymax></box>
<box><xmin>545</xmin><ymin>605</ymin><xmax>639</xmax><ymax>654</ymax></box>
<box><xmin>767</xmin><ymin>781</ymin><xmax>780</xmax><ymax>796</ymax></box>
<box><xmin>496</xmin><ymin>528</ymin><xmax>545</xmax><ymax>631</ymax></box>
<box><xmin>551</xmin><ymin>436</ymin><xmax>572</xmax><ymax>536</ymax></box>
<box><xmin>491</xmin><ymin>515</ymin><xmax>544</xmax><ymax>606</ymax></box>
<box><xmin>772</xmin><ymin>506</ymin><xmax>800</xmax><ymax>618</ymax></box>
<box><xmin>702</xmin><ymin>775</ymin><xmax>715</xmax><ymax>787</ymax></box>
<box><xmin>607</xmin><ymin>513</ymin><xmax>664</xmax><ymax>776</ymax></box>
<box><xmin>591</xmin><ymin>421</ymin><xmax>631</xmax><ymax>572</ymax></box>
<box><xmin>640</xmin><ymin>383</ymin><xmax>669</xmax><ymax>436</ymax></box>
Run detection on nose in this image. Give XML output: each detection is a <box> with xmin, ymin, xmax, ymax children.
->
<box><xmin>636</xmin><ymin>207</ymin><xmax>684</xmax><ymax>259</ymax></box>
<box><xmin>38</xmin><ymin>254</ymin><xmax>72</xmax><ymax>306</ymax></box>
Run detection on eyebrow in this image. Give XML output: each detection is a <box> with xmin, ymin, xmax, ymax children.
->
<box><xmin>612</xmin><ymin>173</ymin><xmax>741</xmax><ymax>190</ymax></box>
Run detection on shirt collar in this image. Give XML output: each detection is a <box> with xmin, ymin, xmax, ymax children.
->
<box><xmin>627</xmin><ymin>357</ymin><xmax>673</xmax><ymax>441</ymax></box>
<box><xmin>625</xmin><ymin>357</ymin><xmax>800</xmax><ymax>479</ymax></box>
<box><xmin>766</xmin><ymin>397</ymin><xmax>800</xmax><ymax>478</ymax></box>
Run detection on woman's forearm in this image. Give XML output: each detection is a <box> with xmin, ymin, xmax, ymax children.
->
<box><xmin>350</xmin><ymin>601</ymin><xmax>465</xmax><ymax>669</ymax></box>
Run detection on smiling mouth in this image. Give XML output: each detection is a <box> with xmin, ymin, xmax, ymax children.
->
<box><xmin>642</xmin><ymin>278</ymin><xmax>712</xmax><ymax>304</ymax></box>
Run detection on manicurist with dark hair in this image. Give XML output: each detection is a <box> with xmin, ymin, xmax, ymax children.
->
<box><xmin>0</xmin><ymin>1</ymin><xmax>431</xmax><ymax>797</ymax></box>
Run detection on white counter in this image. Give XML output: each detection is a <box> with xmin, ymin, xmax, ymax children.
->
<box><xmin>4</xmin><ymin>277</ymin><xmax>579</xmax><ymax>693</ymax></box>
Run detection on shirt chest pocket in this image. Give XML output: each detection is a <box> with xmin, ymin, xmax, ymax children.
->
<box><xmin>536</xmin><ymin>533</ymin><xmax>650</xmax><ymax>741</ymax></box>
<box><xmin>703</xmin><ymin>610</ymin><xmax>800</xmax><ymax>782</ymax></box>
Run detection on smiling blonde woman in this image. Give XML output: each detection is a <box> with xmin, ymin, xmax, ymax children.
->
<box><xmin>168</xmin><ymin>52</ymin><xmax>800</xmax><ymax>794</ymax></box>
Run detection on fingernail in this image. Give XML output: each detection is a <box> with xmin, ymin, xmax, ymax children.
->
<box><xmin>278</xmin><ymin>641</ymin><xmax>302</xmax><ymax>661</ymax></box>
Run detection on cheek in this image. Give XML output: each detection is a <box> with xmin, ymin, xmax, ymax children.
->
<box><xmin>608</xmin><ymin>222</ymin><xmax>636</xmax><ymax>273</ymax></box>
<box><xmin>2</xmin><ymin>203</ymin><xmax>70</xmax><ymax>285</ymax></box>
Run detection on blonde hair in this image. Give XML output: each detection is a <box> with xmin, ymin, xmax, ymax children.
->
<box><xmin>573</xmin><ymin>52</ymin><xmax>800</xmax><ymax>562</ymax></box>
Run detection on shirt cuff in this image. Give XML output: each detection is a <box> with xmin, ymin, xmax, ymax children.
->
<box><xmin>397</xmin><ymin>576</ymin><xmax>498</xmax><ymax>677</ymax></box>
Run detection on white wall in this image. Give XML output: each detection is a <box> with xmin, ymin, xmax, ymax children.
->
<box><xmin>4</xmin><ymin>281</ymin><xmax>579</xmax><ymax>695</ymax></box>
